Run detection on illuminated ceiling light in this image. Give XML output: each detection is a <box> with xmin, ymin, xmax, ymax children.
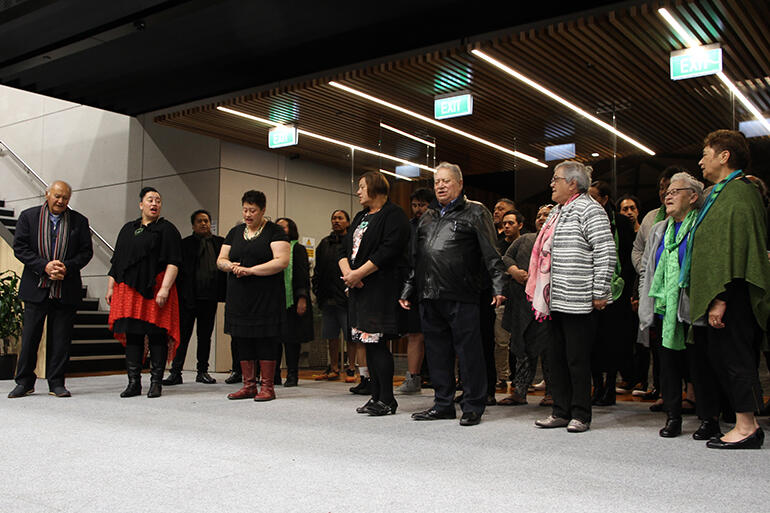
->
<box><xmin>591</xmin><ymin>152</ymin><xmax>600</xmax><ymax>158</ymax></box>
<box><xmin>379</xmin><ymin>168</ymin><xmax>413</xmax><ymax>181</ymax></box>
<box><xmin>379</xmin><ymin>122</ymin><xmax>436</xmax><ymax>147</ymax></box>
<box><xmin>471</xmin><ymin>49</ymin><xmax>656</xmax><ymax>156</ymax></box>
<box><xmin>216</xmin><ymin>106</ymin><xmax>435</xmax><ymax>172</ymax></box>
<box><xmin>658</xmin><ymin>8</ymin><xmax>770</xmax><ymax>136</ymax></box>
<box><xmin>329</xmin><ymin>81</ymin><xmax>547</xmax><ymax>168</ymax></box>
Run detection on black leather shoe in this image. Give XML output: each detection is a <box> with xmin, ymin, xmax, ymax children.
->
<box><xmin>641</xmin><ymin>388</ymin><xmax>659</xmax><ymax>401</ymax></box>
<box><xmin>366</xmin><ymin>399</ymin><xmax>398</xmax><ymax>416</ymax></box>
<box><xmin>356</xmin><ymin>398</ymin><xmax>376</xmax><ymax>414</ymax></box>
<box><xmin>485</xmin><ymin>394</ymin><xmax>497</xmax><ymax>406</ymax></box>
<box><xmin>147</xmin><ymin>382</ymin><xmax>162</xmax><ymax>398</ymax></box>
<box><xmin>349</xmin><ymin>377</ymin><xmax>371</xmax><ymax>395</ymax></box>
<box><xmin>283</xmin><ymin>370</ymin><xmax>298</xmax><ymax>387</ymax></box>
<box><xmin>225</xmin><ymin>371</ymin><xmax>242</xmax><ymax>384</ymax></box>
<box><xmin>649</xmin><ymin>402</ymin><xmax>664</xmax><ymax>412</ymax></box>
<box><xmin>120</xmin><ymin>382</ymin><xmax>141</xmax><ymax>398</ymax></box>
<box><xmin>8</xmin><ymin>384</ymin><xmax>34</xmax><ymax>398</ymax></box>
<box><xmin>706</xmin><ymin>427</ymin><xmax>764</xmax><ymax>449</ymax></box>
<box><xmin>162</xmin><ymin>372</ymin><xmax>182</xmax><ymax>386</ymax></box>
<box><xmin>693</xmin><ymin>419</ymin><xmax>722</xmax><ymax>440</ymax></box>
<box><xmin>411</xmin><ymin>408</ymin><xmax>456</xmax><ymax>421</ymax></box>
<box><xmin>659</xmin><ymin>417</ymin><xmax>682</xmax><ymax>438</ymax></box>
<box><xmin>460</xmin><ymin>411</ymin><xmax>482</xmax><ymax>426</ymax></box>
<box><xmin>49</xmin><ymin>386</ymin><xmax>71</xmax><ymax>398</ymax></box>
<box><xmin>196</xmin><ymin>372</ymin><xmax>216</xmax><ymax>384</ymax></box>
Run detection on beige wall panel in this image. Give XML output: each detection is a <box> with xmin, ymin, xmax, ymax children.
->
<box><xmin>284</xmin><ymin>181</ymin><xmax>355</xmax><ymax>252</ymax></box>
<box><xmin>220</xmin><ymin>141</ymin><xmax>279</xmax><ymax>178</ymax></box>
<box><xmin>0</xmin><ymin>85</ymin><xmax>44</xmax><ymax>128</ymax></box>
<box><xmin>285</xmin><ymin>157</ymin><xmax>351</xmax><ymax>193</ymax></box>
<box><xmin>140</xmin><ymin>116</ymin><xmax>221</xmax><ymax>179</ymax></box>
<box><xmin>0</xmin><ymin>117</ymin><xmax>45</xmax><ymax>198</ymax></box>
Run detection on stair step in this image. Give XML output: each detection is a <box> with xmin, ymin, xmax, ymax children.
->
<box><xmin>67</xmin><ymin>358</ymin><xmax>127</xmax><ymax>374</ymax></box>
<box><xmin>70</xmin><ymin>355</ymin><xmax>124</xmax><ymax>361</ymax></box>
<box><xmin>78</xmin><ymin>298</ymin><xmax>100</xmax><ymax>311</ymax></box>
<box><xmin>74</xmin><ymin>311</ymin><xmax>109</xmax><ymax>324</ymax></box>
<box><xmin>0</xmin><ymin>216</ymin><xmax>16</xmax><ymax>227</ymax></box>
<box><xmin>0</xmin><ymin>208</ymin><xmax>13</xmax><ymax>217</ymax></box>
<box><xmin>70</xmin><ymin>340</ymin><xmax>123</xmax><ymax>357</ymax></box>
<box><xmin>72</xmin><ymin>325</ymin><xmax>112</xmax><ymax>339</ymax></box>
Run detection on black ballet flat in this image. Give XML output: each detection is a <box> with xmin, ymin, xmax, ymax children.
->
<box><xmin>365</xmin><ymin>399</ymin><xmax>398</xmax><ymax>416</ymax></box>
<box><xmin>706</xmin><ymin>427</ymin><xmax>764</xmax><ymax>450</ymax></box>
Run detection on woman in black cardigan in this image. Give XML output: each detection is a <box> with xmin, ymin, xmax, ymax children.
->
<box><xmin>339</xmin><ymin>171</ymin><xmax>410</xmax><ymax>416</ymax></box>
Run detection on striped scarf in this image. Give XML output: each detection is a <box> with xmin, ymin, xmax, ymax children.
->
<box><xmin>37</xmin><ymin>203</ymin><xmax>70</xmax><ymax>299</ymax></box>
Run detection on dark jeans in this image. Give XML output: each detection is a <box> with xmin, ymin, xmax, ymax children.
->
<box><xmin>549</xmin><ymin>311</ymin><xmax>596</xmax><ymax>424</ymax></box>
<box><xmin>15</xmin><ymin>299</ymin><xmax>77</xmax><ymax>390</ymax></box>
<box><xmin>421</xmin><ymin>299</ymin><xmax>487</xmax><ymax>415</ymax></box>
<box><xmin>170</xmin><ymin>300</ymin><xmax>218</xmax><ymax>373</ymax></box>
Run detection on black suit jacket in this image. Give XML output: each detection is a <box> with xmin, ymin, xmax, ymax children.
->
<box><xmin>13</xmin><ymin>205</ymin><xmax>94</xmax><ymax>305</ymax></box>
<box><xmin>176</xmin><ymin>233</ymin><xmax>227</xmax><ymax>308</ymax></box>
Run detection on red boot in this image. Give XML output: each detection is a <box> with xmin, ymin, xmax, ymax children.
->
<box><xmin>227</xmin><ymin>361</ymin><xmax>257</xmax><ymax>400</ymax></box>
<box><xmin>254</xmin><ymin>360</ymin><xmax>276</xmax><ymax>402</ymax></box>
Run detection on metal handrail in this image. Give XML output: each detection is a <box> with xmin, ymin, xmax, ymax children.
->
<box><xmin>0</xmin><ymin>139</ymin><xmax>114</xmax><ymax>253</ymax></box>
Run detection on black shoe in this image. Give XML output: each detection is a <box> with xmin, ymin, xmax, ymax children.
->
<box><xmin>649</xmin><ymin>402</ymin><xmax>664</xmax><ymax>412</ymax></box>
<box><xmin>147</xmin><ymin>382</ymin><xmax>162</xmax><ymax>398</ymax></box>
<box><xmin>162</xmin><ymin>372</ymin><xmax>182</xmax><ymax>386</ymax></box>
<box><xmin>659</xmin><ymin>417</ymin><xmax>682</xmax><ymax>438</ymax></box>
<box><xmin>48</xmin><ymin>386</ymin><xmax>71</xmax><ymax>398</ymax></box>
<box><xmin>283</xmin><ymin>370</ymin><xmax>298</xmax><ymax>387</ymax></box>
<box><xmin>349</xmin><ymin>377</ymin><xmax>371</xmax><ymax>395</ymax></box>
<box><xmin>356</xmin><ymin>398</ymin><xmax>377</xmax><ymax>414</ymax></box>
<box><xmin>8</xmin><ymin>384</ymin><xmax>34</xmax><ymax>398</ymax></box>
<box><xmin>366</xmin><ymin>399</ymin><xmax>398</xmax><ymax>416</ymax></box>
<box><xmin>706</xmin><ymin>427</ymin><xmax>764</xmax><ymax>449</ymax></box>
<box><xmin>693</xmin><ymin>419</ymin><xmax>723</xmax><ymax>440</ymax></box>
<box><xmin>460</xmin><ymin>411</ymin><xmax>482</xmax><ymax>426</ymax></box>
<box><xmin>485</xmin><ymin>394</ymin><xmax>497</xmax><ymax>406</ymax></box>
<box><xmin>641</xmin><ymin>388</ymin><xmax>659</xmax><ymax>401</ymax></box>
<box><xmin>411</xmin><ymin>407</ymin><xmax>456</xmax><ymax>421</ymax></box>
<box><xmin>225</xmin><ymin>371</ymin><xmax>242</xmax><ymax>385</ymax></box>
<box><xmin>196</xmin><ymin>372</ymin><xmax>216</xmax><ymax>384</ymax></box>
<box><xmin>120</xmin><ymin>381</ymin><xmax>142</xmax><ymax>398</ymax></box>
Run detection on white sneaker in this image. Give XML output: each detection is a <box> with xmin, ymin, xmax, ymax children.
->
<box><xmin>533</xmin><ymin>380</ymin><xmax>546</xmax><ymax>391</ymax></box>
<box><xmin>567</xmin><ymin>419</ymin><xmax>590</xmax><ymax>433</ymax></box>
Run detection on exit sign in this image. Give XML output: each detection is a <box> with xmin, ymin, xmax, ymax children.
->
<box><xmin>670</xmin><ymin>44</ymin><xmax>722</xmax><ymax>81</ymax></box>
<box><xmin>268</xmin><ymin>125</ymin><xmax>298</xmax><ymax>148</ymax></box>
<box><xmin>434</xmin><ymin>92</ymin><xmax>473</xmax><ymax>120</ymax></box>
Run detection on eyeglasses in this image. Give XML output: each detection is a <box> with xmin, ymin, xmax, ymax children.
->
<box><xmin>664</xmin><ymin>187</ymin><xmax>693</xmax><ymax>198</ymax></box>
<box><xmin>538</xmin><ymin>204</ymin><xmax>555</xmax><ymax>210</ymax></box>
<box><xmin>550</xmin><ymin>176</ymin><xmax>567</xmax><ymax>185</ymax></box>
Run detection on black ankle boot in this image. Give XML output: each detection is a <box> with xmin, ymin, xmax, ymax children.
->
<box><xmin>349</xmin><ymin>376</ymin><xmax>372</xmax><ymax>395</ymax></box>
<box><xmin>659</xmin><ymin>416</ymin><xmax>682</xmax><ymax>438</ymax></box>
<box><xmin>284</xmin><ymin>369</ymin><xmax>299</xmax><ymax>387</ymax></box>
<box><xmin>147</xmin><ymin>343</ymin><xmax>167</xmax><ymax>398</ymax></box>
<box><xmin>225</xmin><ymin>370</ymin><xmax>242</xmax><ymax>384</ymax></box>
<box><xmin>693</xmin><ymin>418</ymin><xmax>722</xmax><ymax>440</ymax></box>
<box><xmin>120</xmin><ymin>343</ymin><xmax>143</xmax><ymax>398</ymax></box>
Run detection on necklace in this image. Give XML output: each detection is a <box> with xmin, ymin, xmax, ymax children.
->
<box><xmin>243</xmin><ymin>219</ymin><xmax>266</xmax><ymax>241</ymax></box>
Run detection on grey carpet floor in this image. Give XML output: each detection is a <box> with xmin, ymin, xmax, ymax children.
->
<box><xmin>1</xmin><ymin>374</ymin><xmax>769</xmax><ymax>513</ymax></box>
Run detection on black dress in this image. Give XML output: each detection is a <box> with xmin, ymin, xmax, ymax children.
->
<box><xmin>223</xmin><ymin>222</ymin><xmax>289</xmax><ymax>339</ymax></box>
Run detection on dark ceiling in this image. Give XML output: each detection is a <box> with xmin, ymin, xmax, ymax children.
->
<box><xmin>0</xmin><ymin>0</ymin><xmax>622</xmax><ymax>115</ymax></box>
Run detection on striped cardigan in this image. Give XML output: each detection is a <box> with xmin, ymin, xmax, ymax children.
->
<box><xmin>549</xmin><ymin>193</ymin><xmax>616</xmax><ymax>314</ymax></box>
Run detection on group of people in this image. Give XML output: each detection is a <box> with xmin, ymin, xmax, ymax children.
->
<box><xmin>8</xmin><ymin>129</ymin><xmax>769</xmax><ymax>449</ymax></box>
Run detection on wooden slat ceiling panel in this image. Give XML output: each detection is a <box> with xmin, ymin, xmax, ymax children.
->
<box><xmin>156</xmin><ymin>0</ymin><xmax>770</xmax><ymax>178</ymax></box>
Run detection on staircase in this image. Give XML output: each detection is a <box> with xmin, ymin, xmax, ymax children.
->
<box><xmin>0</xmin><ymin>200</ymin><xmax>125</xmax><ymax>375</ymax></box>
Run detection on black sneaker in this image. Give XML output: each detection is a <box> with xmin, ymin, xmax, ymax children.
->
<box><xmin>349</xmin><ymin>377</ymin><xmax>371</xmax><ymax>395</ymax></box>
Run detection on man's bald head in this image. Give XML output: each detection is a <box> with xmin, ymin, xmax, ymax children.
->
<box><xmin>46</xmin><ymin>181</ymin><xmax>72</xmax><ymax>214</ymax></box>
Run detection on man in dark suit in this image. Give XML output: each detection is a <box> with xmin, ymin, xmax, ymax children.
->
<box><xmin>9</xmin><ymin>181</ymin><xmax>93</xmax><ymax>398</ymax></box>
<box><xmin>162</xmin><ymin>209</ymin><xmax>226</xmax><ymax>385</ymax></box>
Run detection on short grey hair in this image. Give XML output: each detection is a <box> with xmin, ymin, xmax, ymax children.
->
<box><xmin>670</xmin><ymin>172</ymin><xmax>705</xmax><ymax>209</ymax></box>
<box><xmin>435</xmin><ymin>161</ymin><xmax>463</xmax><ymax>182</ymax></box>
<box><xmin>554</xmin><ymin>161</ymin><xmax>591</xmax><ymax>193</ymax></box>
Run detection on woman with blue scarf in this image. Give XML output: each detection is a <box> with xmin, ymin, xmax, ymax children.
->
<box><xmin>639</xmin><ymin>173</ymin><xmax>704</xmax><ymax>438</ymax></box>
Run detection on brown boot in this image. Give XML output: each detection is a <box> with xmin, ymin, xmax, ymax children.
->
<box><xmin>227</xmin><ymin>361</ymin><xmax>257</xmax><ymax>400</ymax></box>
<box><xmin>254</xmin><ymin>360</ymin><xmax>276</xmax><ymax>402</ymax></box>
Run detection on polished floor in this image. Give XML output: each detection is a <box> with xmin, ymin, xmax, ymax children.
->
<box><xmin>2</xmin><ymin>372</ymin><xmax>769</xmax><ymax>513</ymax></box>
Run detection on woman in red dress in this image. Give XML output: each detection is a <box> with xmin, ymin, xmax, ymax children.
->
<box><xmin>107</xmin><ymin>187</ymin><xmax>182</xmax><ymax>398</ymax></box>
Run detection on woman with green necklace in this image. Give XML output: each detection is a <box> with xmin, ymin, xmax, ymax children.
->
<box><xmin>639</xmin><ymin>172</ymin><xmax>704</xmax><ymax>438</ymax></box>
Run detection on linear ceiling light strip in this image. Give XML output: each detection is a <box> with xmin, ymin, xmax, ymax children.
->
<box><xmin>379</xmin><ymin>169</ymin><xmax>413</xmax><ymax>181</ymax></box>
<box><xmin>470</xmin><ymin>49</ymin><xmax>656</xmax><ymax>156</ymax></box>
<box><xmin>380</xmin><ymin>122</ymin><xmax>436</xmax><ymax>147</ymax></box>
<box><xmin>658</xmin><ymin>8</ymin><xmax>770</xmax><ymax>135</ymax></box>
<box><xmin>216</xmin><ymin>106</ymin><xmax>435</xmax><ymax>173</ymax></box>
<box><xmin>329</xmin><ymin>81</ymin><xmax>548</xmax><ymax>167</ymax></box>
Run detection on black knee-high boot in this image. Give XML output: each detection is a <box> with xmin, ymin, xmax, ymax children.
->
<box><xmin>121</xmin><ymin>343</ymin><xmax>143</xmax><ymax>398</ymax></box>
<box><xmin>147</xmin><ymin>343</ymin><xmax>167</xmax><ymax>398</ymax></box>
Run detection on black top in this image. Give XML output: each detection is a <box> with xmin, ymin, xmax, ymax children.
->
<box><xmin>285</xmin><ymin>241</ymin><xmax>314</xmax><ymax>344</ymax></box>
<box><xmin>311</xmin><ymin>231</ymin><xmax>348</xmax><ymax>308</ymax></box>
<box><xmin>223</xmin><ymin>222</ymin><xmax>289</xmax><ymax>338</ymax></box>
<box><xmin>340</xmin><ymin>201</ymin><xmax>410</xmax><ymax>335</ymax></box>
<box><xmin>109</xmin><ymin>217</ymin><xmax>182</xmax><ymax>299</ymax></box>
<box><xmin>177</xmin><ymin>233</ymin><xmax>227</xmax><ymax>308</ymax></box>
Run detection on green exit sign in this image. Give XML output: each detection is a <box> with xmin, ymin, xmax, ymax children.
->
<box><xmin>670</xmin><ymin>44</ymin><xmax>722</xmax><ymax>81</ymax></box>
<box><xmin>434</xmin><ymin>93</ymin><xmax>473</xmax><ymax>120</ymax></box>
<box><xmin>268</xmin><ymin>125</ymin><xmax>298</xmax><ymax>148</ymax></box>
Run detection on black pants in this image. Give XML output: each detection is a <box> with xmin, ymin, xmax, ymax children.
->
<box><xmin>15</xmin><ymin>299</ymin><xmax>77</xmax><ymax>390</ymax></box>
<box><xmin>692</xmin><ymin>281</ymin><xmax>763</xmax><ymax>416</ymax></box>
<box><xmin>549</xmin><ymin>311</ymin><xmax>596</xmax><ymax>424</ymax></box>
<box><xmin>591</xmin><ymin>301</ymin><xmax>632</xmax><ymax>388</ymax></box>
<box><xmin>170</xmin><ymin>300</ymin><xmax>218</xmax><ymax>373</ymax></box>
<box><xmin>479</xmin><ymin>290</ymin><xmax>497</xmax><ymax>395</ymax></box>
<box><xmin>659</xmin><ymin>342</ymin><xmax>695</xmax><ymax>418</ymax></box>
<box><xmin>365</xmin><ymin>339</ymin><xmax>394</xmax><ymax>404</ymax></box>
<box><xmin>421</xmin><ymin>299</ymin><xmax>486</xmax><ymax>415</ymax></box>
<box><xmin>233</xmin><ymin>337</ymin><xmax>280</xmax><ymax>362</ymax></box>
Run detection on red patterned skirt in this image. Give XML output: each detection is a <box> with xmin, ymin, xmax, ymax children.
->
<box><xmin>108</xmin><ymin>272</ymin><xmax>181</xmax><ymax>362</ymax></box>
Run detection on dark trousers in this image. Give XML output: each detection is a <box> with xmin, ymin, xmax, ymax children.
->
<box><xmin>549</xmin><ymin>311</ymin><xmax>596</xmax><ymax>424</ymax></box>
<box><xmin>479</xmin><ymin>290</ymin><xmax>497</xmax><ymax>395</ymax></box>
<box><xmin>659</xmin><ymin>342</ymin><xmax>695</xmax><ymax>418</ymax></box>
<box><xmin>421</xmin><ymin>299</ymin><xmax>486</xmax><ymax>414</ymax></box>
<box><xmin>170</xmin><ymin>300</ymin><xmax>217</xmax><ymax>373</ymax></box>
<box><xmin>15</xmin><ymin>299</ymin><xmax>77</xmax><ymax>390</ymax></box>
<box><xmin>692</xmin><ymin>281</ymin><xmax>763</xmax><ymax>416</ymax></box>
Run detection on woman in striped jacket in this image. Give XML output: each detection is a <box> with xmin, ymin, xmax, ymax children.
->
<box><xmin>529</xmin><ymin>161</ymin><xmax>616</xmax><ymax>433</ymax></box>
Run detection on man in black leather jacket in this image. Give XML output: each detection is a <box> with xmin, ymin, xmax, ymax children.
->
<box><xmin>400</xmin><ymin>162</ymin><xmax>507</xmax><ymax>426</ymax></box>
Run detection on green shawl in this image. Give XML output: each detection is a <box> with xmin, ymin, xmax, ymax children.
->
<box><xmin>689</xmin><ymin>177</ymin><xmax>770</xmax><ymax>329</ymax></box>
<box><xmin>283</xmin><ymin>240</ymin><xmax>298</xmax><ymax>309</ymax></box>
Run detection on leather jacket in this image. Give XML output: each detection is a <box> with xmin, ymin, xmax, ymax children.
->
<box><xmin>401</xmin><ymin>194</ymin><xmax>508</xmax><ymax>304</ymax></box>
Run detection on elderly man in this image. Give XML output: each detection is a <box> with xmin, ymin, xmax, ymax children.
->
<box><xmin>9</xmin><ymin>181</ymin><xmax>93</xmax><ymax>398</ymax></box>
<box><xmin>400</xmin><ymin>162</ymin><xmax>507</xmax><ymax>426</ymax></box>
